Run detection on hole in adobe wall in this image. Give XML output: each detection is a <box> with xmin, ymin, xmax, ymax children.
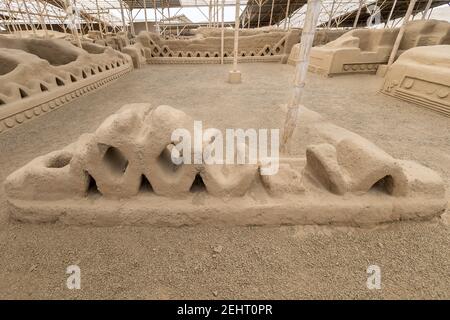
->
<box><xmin>214</xmin><ymin>53</ymin><xmax>219</xmax><ymax>57</ymax></box>
<box><xmin>98</xmin><ymin>66</ymin><xmax>103</xmax><ymax>73</ymax></box>
<box><xmin>101</xmin><ymin>145</ymin><xmax>129</xmax><ymax>176</ymax></box>
<box><xmin>139</xmin><ymin>175</ymin><xmax>154</xmax><ymax>193</ymax></box>
<box><xmin>196</xmin><ymin>53</ymin><xmax>201</xmax><ymax>57</ymax></box>
<box><xmin>105</xmin><ymin>65</ymin><xmax>110</xmax><ymax>70</ymax></box>
<box><xmin>178</xmin><ymin>52</ymin><xmax>183</xmax><ymax>57</ymax></box>
<box><xmin>40</xmin><ymin>83</ymin><xmax>49</xmax><ymax>91</ymax></box>
<box><xmin>205</xmin><ymin>53</ymin><xmax>210</xmax><ymax>57</ymax></box>
<box><xmin>187</xmin><ymin>53</ymin><xmax>192</xmax><ymax>57</ymax></box>
<box><xmin>369</xmin><ymin>175</ymin><xmax>394</xmax><ymax>195</ymax></box>
<box><xmin>0</xmin><ymin>99</ymin><xmax>5</xmax><ymax>105</ymax></box>
<box><xmin>86</xmin><ymin>174</ymin><xmax>102</xmax><ymax>197</ymax></box>
<box><xmin>190</xmin><ymin>174</ymin><xmax>207</xmax><ymax>193</ymax></box>
<box><xmin>70</xmin><ymin>74</ymin><xmax>77</xmax><ymax>82</ymax></box>
<box><xmin>116</xmin><ymin>61</ymin><xmax>120</xmax><ymax>67</ymax></box>
<box><xmin>46</xmin><ymin>153</ymin><xmax>72</xmax><ymax>168</ymax></box>
<box><xmin>157</xmin><ymin>145</ymin><xmax>182</xmax><ymax>173</ymax></box>
<box><xmin>82</xmin><ymin>70</ymin><xmax>88</xmax><ymax>78</ymax></box>
<box><xmin>0</xmin><ymin>56</ymin><xmax>18</xmax><ymax>75</ymax></box>
<box><xmin>19</xmin><ymin>88</ymin><xmax>28</xmax><ymax>98</ymax></box>
<box><xmin>55</xmin><ymin>77</ymin><xmax>65</xmax><ymax>86</ymax></box>
<box><xmin>91</xmin><ymin>69</ymin><xmax>96</xmax><ymax>75</ymax></box>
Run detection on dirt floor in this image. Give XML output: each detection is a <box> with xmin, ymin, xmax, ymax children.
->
<box><xmin>0</xmin><ymin>63</ymin><xmax>449</xmax><ymax>299</ymax></box>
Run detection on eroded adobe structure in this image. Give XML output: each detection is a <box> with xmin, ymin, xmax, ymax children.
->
<box><xmin>5</xmin><ymin>104</ymin><xmax>446</xmax><ymax>226</ymax></box>
<box><xmin>382</xmin><ymin>45</ymin><xmax>450</xmax><ymax>117</ymax></box>
<box><xmin>0</xmin><ymin>36</ymin><xmax>133</xmax><ymax>134</ymax></box>
<box><xmin>287</xmin><ymin>29</ymin><xmax>347</xmax><ymax>66</ymax></box>
<box><xmin>86</xmin><ymin>31</ymin><xmax>130</xmax><ymax>51</ymax></box>
<box><xmin>128</xmin><ymin>28</ymin><xmax>300</xmax><ymax>65</ymax></box>
<box><xmin>307</xmin><ymin>20</ymin><xmax>450</xmax><ymax>76</ymax></box>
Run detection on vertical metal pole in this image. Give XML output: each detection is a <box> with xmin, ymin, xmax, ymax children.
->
<box><xmin>269</xmin><ymin>0</ymin><xmax>275</xmax><ymax>26</ymax></box>
<box><xmin>422</xmin><ymin>0</ymin><xmax>433</xmax><ymax>19</ymax></box>
<box><xmin>327</xmin><ymin>0</ymin><xmax>336</xmax><ymax>28</ymax></box>
<box><xmin>388</xmin><ymin>0</ymin><xmax>417</xmax><ymax>66</ymax></box>
<box><xmin>35</xmin><ymin>0</ymin><xmax>49</xmax><ymax>38</ymax></box>
<box><xmin>22</xmin><ymin>0</ymin><xmax>37</xmax><ymax>36</ymax></box>
<box><xmin>119</xmin><ymin>0</ymin><xmax>127</xmax><ymax>32</ymax></box>
<box><xmin>221</xmin><ymin>0</ymin><xmax>225</xmax><ymax>64</ymax></box>
<box><xmin>233</xmin><ymin>0</ymin><xmax>240</xmax><ymax>71</ymax></box>
<box><xmin>353</xmin><ymin>0</ymin><xmax>364</xmax><ymax>28</ymax></box>
<box><xmin>283</xmin><ymin>0</ymin><xmax>291</xmax><ymax>30</ymax></box>
<box><xmin>144</xmin><ymin>0</ymin><xmax>149</xmax><ymax>31</ymax></box>
<box><xmin>209</xmin><ymin>0</ymin><xmax>212</xmax><ymax>27</ymax></box>
<box><xmin>257</xmin><ymin>1</ymin><xmax>262</xmax><ymax>28</ymax></box>
<box><xmin>385</xmin><ymin>0</ymin><xmax>397</xmax><ymax>27</ymax></box>
<box><xmin>281</xmin><ymin>0</ymin><xmax>321</xmax><ymax>152</ymax></box>
<box><xmin>154</xmin><ymin>0</ymin><xmax>159</xmax><ymax>34</ymax></box>
<box><xmin>65</xmin><ymin>0</ymin><xmax>82</xmax><ymax>48</ymax></box>
<box><xmin>95</xmin><ymin>0</ymin><xmax>104</xmax><ymax>38</ymax></box>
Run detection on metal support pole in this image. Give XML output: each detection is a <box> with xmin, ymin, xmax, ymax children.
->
<box><xmin>284</xmin><ymin>0</ymin><xmax>291</xmax><ymax>30</ymax></box>
<box><xmin>233</xmin><ymin>0</ymin><xmax>240</xmax><ymax>71</ymax></box>
<box><xmin>143</xmin><ymin>0</ymin><xmax>149</xmax><ymax>31</ymax></box>
<box><xmin>327</xmin><ymin>0</ymin><xmax>336</xmax><ymax>28</ymax></box>
<box><xmin>208</xmin><ymin>0</ymin><xmax>212</xmax><ymax>27</ymax></box>
<box><xmin>385</xmin><ymin>0</ymin><xmax>397</xmax><ymax>27</ymax></box>
<box><xmin>153</xmin><ymin>0</ymin><xmax>159</xmax><ymax>34</ymax></box>
<box><xmin>281</xmin><ymin>0</ymin><xmax>321</xmax><ymax>152</ymax></box>
<box><xmin>221</xmin><ymin>0</ymin><xmax>225</xmax><ymax>64</ymax></box>
<box><xmin>119</xmin><ymin>0</ymin><xmax>127</xmax><ymax>32</ymax></box>
<box><xmin>228</xmin><ymin>0</ymin><xmax>241</xmax><ymax>83</ymax></box>
<box><xmin>257</xmin><ymin>1</ymin><xmax>262</xmax><ymax>28</ymax></box>
<box><xmin>22</xmin><ymin>0</ymin><xmax>37</xmax><ymax>36</ymax></box>
<box><xmin>269</xmin><ymin>0</ymin><xmax>275</xmax><ymax>26</ymax></box>
<box><xmin>387</xmin><ymin>0</ymin><xmax>417</xmax><ymax>66</ymax></box>
<box><xmin>65</xmin><ymin>0</ymin><xmax>82</xmax><ymax>48</ymax></box>
<box><xmin>422</xmin><ymin>0</ymin><xmax>433</xmax><ymax>19</ymax></box>
<box><xmin>35</xmin><ymin>0</ymin><xmax>49</xmax><ymax>38</ymax></box>
<box><xmin>353</xmin><ymin>0</ymin><xmax>364</xmax><ymax>28</ymax></box>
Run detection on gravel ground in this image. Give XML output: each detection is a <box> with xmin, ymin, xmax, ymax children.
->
<box><xmin>0</xmin><ymin>63</ymin><xmax>449</xmax><ymax>299</ymax></box>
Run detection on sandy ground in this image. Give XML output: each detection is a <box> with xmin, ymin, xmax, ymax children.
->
<box><xmin>0</xmin><ymin>63</ymin><xmax>449</xmax><ymax>299</ymax></box>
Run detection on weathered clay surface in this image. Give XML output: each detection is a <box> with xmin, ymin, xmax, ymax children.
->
<box><xmin>308</xmin><ymin>20</ymin><xmax>450</xmax><ymax>76</ymax></box>
<box><xmin>4</xmin><ymin>104</ymin><xmax>446</xmax><ymax>226</ymax></box>
<box><xmin>381</xmin><ymin>45</ymin><xmax>450</xmax><ymax>117</ymax></box>
<box><xmin>0</xmin><ymin>36</ymin><xmax>133</xmax><ymax>133</ymax></box>
<box><xmin>287</xmin><ymin>30</ymin><xmax>347</xmax><ymax>66</ymax></box>
<box><xmin>135</xmin><ymin>28</ymin><xmax>300</xmax><ymax>64</ymax></box>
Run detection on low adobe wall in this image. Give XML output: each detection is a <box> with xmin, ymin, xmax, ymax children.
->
<box><xmin>381</xmin><ymin>45</ymin><xmax>450</xmax><ymax>117</ymax></box>
<box><xmin>0</xmin><ymin>36</ymin><xmax>133</xmax><ymax>134</ymax></box>
<box><xmin>133</xmin><ymin>28</ymin><xmax>301</xmax><ymax>64</ymax></box>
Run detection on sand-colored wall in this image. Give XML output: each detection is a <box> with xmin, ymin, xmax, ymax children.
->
<box><xmin>381</xmin><ymin>45</ymin><xmax>450</xmax><ymax>117</ymax></box>
<box><xmin>308</xmin><ymin>20</ymin><xmax>450</xmax><ymax>76</ymax></box>
<box><xmin>0</xmin><ymin>36</ymin><xmax>133</xmax><ymax>133</ymax></box>
<box><xmin>4</xmin><ymin>104</ymin><xmax>446</xmax><ymax>226</ymax></box>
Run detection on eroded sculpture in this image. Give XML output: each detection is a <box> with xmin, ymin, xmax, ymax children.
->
<box><xmin>0</xmin><ymin>36</ymin><xmax>133</xmax><ymax>133</ymax></box>
<box><xmin>382</xmin><ymin>45</ymin><xmax>450</xmax><ymax>117</ymax></box>
<box><xmin>5</xmin><ymin>104</ymin><xmax>446</xmax><ymax>226</ymax></box>
<box><xmin>127</xmin><ymin>28</ymin><xmax>301</xmax><ymax>65</ymax></box>
<box><xmin>307</xmin><ymin>20</ymin><xmax>450</xmax><ymax>76</ymax></box>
